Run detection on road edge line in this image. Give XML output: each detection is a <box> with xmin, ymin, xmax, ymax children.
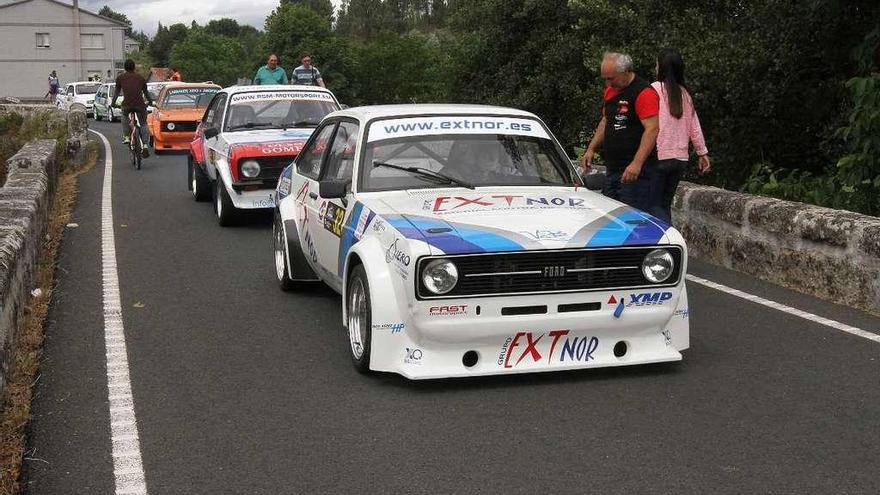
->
<box><xmin>90</xmin><ymin>129</ymin><xmax>149</xmax><ymax>494</ymax></box>
<box><xmin>686</xmin><ymin>274</ymin><xmax>880</xmax><ymax>344</ymax></box>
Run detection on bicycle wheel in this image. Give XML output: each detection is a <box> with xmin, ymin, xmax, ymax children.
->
<box><xmin>133</xmin><ymin>132</ymin><xmax>143</xmax><ymax>170</ymax></box>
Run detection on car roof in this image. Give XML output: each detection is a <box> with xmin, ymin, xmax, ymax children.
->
<box><xmin>222</xmin><ymin>84</ymin><xmax>336</xmax><ymax>96</ymax></box>
<box><xmin>70</xmin><ymin>81</ymin><xmax>101</xmax><ymax>86</ymax></box>
<box><xmin>327</xmin><ymin>104</ymin><xmax>539</xmax><ymax>121</ymax></box>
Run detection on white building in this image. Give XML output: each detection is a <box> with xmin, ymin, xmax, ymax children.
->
<box><xmin>0</xmin><ymin>0</ymin><xmax>128</xmax><ymax>99</ymax></box>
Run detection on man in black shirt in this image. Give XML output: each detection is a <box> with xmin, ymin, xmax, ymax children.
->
<box><xmin>112</xmin><ymin>59</ymin><xmax>153</xmax><ymax>156</ymax></box>
<box><xmin>581</xmin><ymin>52</ymin><xmax>659</xmax><ymax>211</ymax></box>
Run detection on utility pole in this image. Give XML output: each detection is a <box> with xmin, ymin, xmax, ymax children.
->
<box><xmin>73</xmin><ymin>0</ymin><xmax>82</xmax><ymax>80</ymax></box>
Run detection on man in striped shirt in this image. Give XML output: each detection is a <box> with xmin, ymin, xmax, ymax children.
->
<box><xmin>291</xmin><ymin>53</ymin><xmax>326</xmax><ymax>88</ymax></box>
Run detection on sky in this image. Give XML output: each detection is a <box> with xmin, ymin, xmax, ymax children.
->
<box><xmin>77</xmin><ymin>0</ymin><xmax>341</xmax><ymax>36</ymax></box>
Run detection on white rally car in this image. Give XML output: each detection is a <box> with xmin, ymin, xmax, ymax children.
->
<box><xmin>188</xmin><ymin>85</ymin><xmax>340</xmax><ymax>225</ymax></box>
<box><xmin>273</xmin><ymin>105</ymin><xmax>690</xmax><ymax>379</ymax></box>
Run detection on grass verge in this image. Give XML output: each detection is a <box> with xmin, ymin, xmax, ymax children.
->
<box><xmin>0</xmin><ymin>142</ymin><xmax>97</xmax><ymax>495</ymax></box>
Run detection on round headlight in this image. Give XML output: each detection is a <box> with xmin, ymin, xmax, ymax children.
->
<box><xmin>166</xmin><ymin>122</ymin><xmax>176</xmax><ymax>130</ymax></box>
<box><xmin>241</xmin><ymin>159</ymin><xmax>261</xmax><ymax>178</ymax></box>
<box><xmin>422</xmin><ymin>259</ymin><xmax>458</xmax><ymax>295</ymax></box>
<box><xmin>642</xmin><ymin>249</ymin><xmax>675</xmax><ymax>283</ymax></box>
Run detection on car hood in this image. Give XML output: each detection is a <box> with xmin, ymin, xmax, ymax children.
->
<box><xmin>365</xmin><ymin>187</ymin><xmax>673</xmax><ymax>254</ymax></box>
<box><xmin>154</xmin><ymin>107</ymin><xmax>204</xmax><ymax>121</ymax></box>
<box><xmin>222</xmin><ymin>128</ymin><xmax>315</xmax><ymax>146</ymax></box>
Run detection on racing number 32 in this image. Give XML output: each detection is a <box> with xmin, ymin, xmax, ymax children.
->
<box><xmin>324</xmin><ymin>203</ymin><xmax>345</xmax><ymax>237</ymax></box>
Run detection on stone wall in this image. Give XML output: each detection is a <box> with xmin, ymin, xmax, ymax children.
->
<box><xmin>673</xmin><ymin>181</ymin><xmax>880</xmax><ymax>315</ymax></box>
<box><xmin>0</xmin><ymin>106</ymin><xmax>86</xmax><ymax>399</ymax></box>
<box><xmin>0</xmin><ymin>140</ymin><xmax>58</xmax><ymax>398</ymax></box>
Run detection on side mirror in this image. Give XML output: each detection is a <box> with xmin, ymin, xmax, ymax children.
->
<box><xmin>582</xmin><ymin>170</ymin><xmax>606</xmax><ymax>191</ymax></box>
<box><xmin>204</xmin><ymin>127</ymin><xmax>220</xmax><ymax>139</ymax></box>
<box><xmin>340</xmin><ymin>103</ymin><xmax>350</xmax><ymax>110</ymax></box>
<box><xmin>319</xmin><ymin>180</ymin><xmax>348</xmax><ymax>199</ymax></box>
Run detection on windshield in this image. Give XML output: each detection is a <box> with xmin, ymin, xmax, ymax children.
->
<box><xmin>361</xmin><ymin>116</ymin><xmax>576</xmax><ymax>191</ymax></box>
<box><xmin>162</xmin><ymin>87</ymin><xmax>219</xmax><ymax>108</ymax></box>
<box><xmin>78</xmin><ymin>83</ymin><xmax>101</xmax><ymax>95</ymax></box>
<box><xmin>224</xmin><ymin>90</ymin><xmax>338</xmax><ymax>131</ymax></box>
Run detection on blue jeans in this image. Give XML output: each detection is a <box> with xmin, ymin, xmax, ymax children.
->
<box><xmin>603</xmin><ymin>165</ymin><xmax>652</xmax><ymax>212</ymax></box>
<box><xmin>648</xmin><ymin>159</ymin><xmax>687</xmax><ymax>224</ymax></box>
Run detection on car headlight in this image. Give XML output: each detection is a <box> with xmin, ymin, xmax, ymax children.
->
<box><xmin>422</xmin><ymin>259</ymin><xmax>458</xmax><ymax>295</ymax></box>
<box><xmin>87</xmin><ymin>100</ymin><xmax>94</xmax><ymax>104</ymax></box>
<box><xmin>642</xmin><ymin>248</ymin><xmax>674</xmax><ymax>283</ymax></box>
<box><xmin>241</xmin><ymin>159</ymin><xmax>261</xmax><ymax>178</ymax></box>
<box><xmin>166</xmin><ymin>122</ymin><xmax>176</xmax><ymax>131</ymax></box>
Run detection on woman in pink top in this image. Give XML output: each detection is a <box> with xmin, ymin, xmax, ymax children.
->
<box><xmin>648</xmin><ymin>48</ymin><xmax>711</xmax><ymax>224</ymax></box>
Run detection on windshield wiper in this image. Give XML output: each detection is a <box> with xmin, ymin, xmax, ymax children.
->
<box><xmin>373</xmin><ymin>160</ymin><xmax>475</xmax><ymax>190</ymax></box>
<box><xmin>227</xmin><ymin>122</ymin><xmax>274</xmax><ymax>131</ymax></box>
<box><xmin>279</xmin><ymin>120</ymin><xmax>318</xmax><ymax>129</ymax></box>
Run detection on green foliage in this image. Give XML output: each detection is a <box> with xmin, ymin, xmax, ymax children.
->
<box><xmin>169</xmin><ymin>29</ymin><xmax>250</xmax><ymax>86</ymax></box>
<box><xmin>150</xmin><ymin>23</ymin><xmax>189</xmax><ymax>67</ymax></box>
<box><xmin>98</xmin><ymin>5</ymin><xmax>132</xmax><ymax>36</ymax></box>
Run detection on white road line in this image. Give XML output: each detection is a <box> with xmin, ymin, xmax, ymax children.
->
<box><xmin>686</xmin><ymin>274</ymin><xmax>880</xmax><ymax>344</ymax></box>
<box><xmin>91</xmin><ymin>129</ymin><xmax>149</xmax><ymax>495</ymax></box>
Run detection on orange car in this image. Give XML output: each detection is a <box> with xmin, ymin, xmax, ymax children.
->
<box><xmin>147</xmin><ymin>82</ymin><xmax>221</xmax><ymax>153</ymax></box>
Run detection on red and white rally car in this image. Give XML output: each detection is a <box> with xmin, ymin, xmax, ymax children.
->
<box><xmin>188</xmin><ymin>85</ymin><xmax>341</xmax><ymax>225</ymax></box>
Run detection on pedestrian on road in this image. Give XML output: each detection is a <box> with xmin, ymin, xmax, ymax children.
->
<box><xmin>45</xmin><ymin>70</ymin><xmax>60</xmax><ymax>101</ymax></box>
<box><xmin>169</xmin><ymin>66</ymin><xmax>182</xmax><ymax>82</ymax></box>
<box><xmin>291</xmin><ymin>53</ymin><xmax>325</xmax><ymax>87</ymax></box>
<box><xmin>580</xmin><ymin>52</ymin><xmax>659</xmax><ymax>211</ymax></box>
<box><xmin>112</xmin><ymin>59</ymin><xmax>153</xmax><ymax>157</ymax></box>
<box><xmin>648</xmin><ymin>48</ymin><xmax>710</xmax><ymax>224</ymax></box>
<box><xmin>253</xmin><ymin>54</ymin><xmax>288</xmax><ymax>85</ymax></box>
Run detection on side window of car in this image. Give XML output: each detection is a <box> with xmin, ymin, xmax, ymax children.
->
<box><xmin>296</xmin><ymin>123</ymin><xmax>337</xmax><ymax>181</ymax></box>
<box><xmin>322</xmin><ymin>121</ymin><xmax>359</xmax><ymax>182</ymax></box>
<box><xmin>203</xmin><ymin>94</ymin><xmax>226</xmax><ymax>129</ymax></box>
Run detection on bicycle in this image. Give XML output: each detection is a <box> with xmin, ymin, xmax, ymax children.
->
<box><xmin>126</xmin><ymin>110</ymin><xmax>145</xmax><ymax>170</ymax></box>
<box><xmin>113</xmin><ymin>105</ymin><xmax>149</xmax><ymax>170</ymax></box>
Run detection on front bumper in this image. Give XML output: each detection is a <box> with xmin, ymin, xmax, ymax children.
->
<box><xmin>224</xmin><ymin>182</ymin><xmax>276</xmax><ymax>210</ymax></box>
<box><xmin>370</xmin><ymin>286</ymin><xmax>690</xmax><ymax>379</ymax></box>
<box><xmin>153</xmin><ymin>130</ymin><xmax>196</xmax><ymax>150</ymax></box>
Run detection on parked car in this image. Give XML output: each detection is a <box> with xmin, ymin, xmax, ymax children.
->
<box><xmin>146</xmin><ymin>81</ymin><xmax>171</xmax><ymax>112</ymax></box>
<box><xmin>272</xmin><ymin>104</ymin><xmax>690</xmax><ymax>379</ymax></box>
<box><xmin>188</xmin><ymin>85</ymin><xmax>341</xmax><ymax>225</ymax></box>
<box><xmin>147</xmin><ymin>82</ymin><xmax>220</xmax><ymax>153</ymax></box>
<box><xmin>93</xmin><ymin>83</ymin><xmax>123</xmax><ymax>122</ymax></box>
<box><xmin>56</xmin><ymin>81</ymin><xmax>101</xmax><ymax>116</ymax></box>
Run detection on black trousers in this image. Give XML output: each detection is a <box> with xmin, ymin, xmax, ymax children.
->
<box><xmin>647</xmin><ymin>159</ymin><xmax>687</xmax><ymax>224</ymax></box>
<box><xmin>602</xmin><ymin>161</ymin><xmax>653</xmax><ymax>212</ymax></box>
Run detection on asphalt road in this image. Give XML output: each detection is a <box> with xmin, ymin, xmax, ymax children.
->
<box><xmin>23</xmin><ymin>120</ymin><xmax>880</xmax><ymax>494</ymax></box>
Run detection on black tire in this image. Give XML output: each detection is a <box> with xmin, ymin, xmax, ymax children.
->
<box><xmin>214</xmin><ymin>179</ymin><xmax>237</xmax><ymax>226</ymax></box>
<box><xmin>95</xmin><ymin>109</ymin><xmax>103</xmax><ymax>122</ymax></box>
<box><xmin>346</xmin><ymin>265</ymin><xmax>372</xmax><ymax>373</ymax></box>
<box><xmin>189</xmin><ymin>157</ymin><xmax>211</xmax><ymax>202</ymax></box>
<box><xmin>273</xmin><ymin>213</ymin><xmax>296</xmax><ymax>291</ymax></box>
<box><xmin>132</xmin><ymin>135</ymin><xmax>142</xmax><ymax>170</ymax></box>
<box><xmin>109</xmin><ymin>108</ymin><xmax>118</xmax><ymax>122</ymax></box>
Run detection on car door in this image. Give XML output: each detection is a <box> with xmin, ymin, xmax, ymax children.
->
<box><xmin>292</xmin><ymin>122</ymin><xmax>337</xmax><ymax>277</ymax></box>
<box><xmin>202</xmin><ymin>93</ymin><xmax>227</xmax><ymax>180</ymax></box>
<box><xmin>310</xmin><ymin>120</ymin><xmax>360</xmax><ymax>287</ymax></box>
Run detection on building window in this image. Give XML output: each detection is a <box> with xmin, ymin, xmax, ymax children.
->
<box><xmin>81</xmin><ymin>33</ymin><xmax>104</xmax><ymax>49</ymax></box>
<box><xmin>36</xmin><ymin>33</ymin><xmax>50</xmax><ymax>48</ymax></box>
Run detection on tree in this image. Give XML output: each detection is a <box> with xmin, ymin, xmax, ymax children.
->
<box><xmin>205</xmin><ymin>18</ymin><xmax>241</xmax><ymax>38</ymax></box>
<box><xmin>98</xmin><ymin>5</ymin><xmax>132</xmax><ymax>36</ymax></box>
<box><xmin>169</xmin><ymin>29</ymin><xmax>249</xmax><ymax>86</ymax></box>
<box><xmin>280</xmin><ymin>0</ymin><xmax>335</xmax><ymax>22</ymax></box>
<box><xmin>150</xmin><ymin>23</ymin><xmax>190</xmax><ymax>67</ymax></box>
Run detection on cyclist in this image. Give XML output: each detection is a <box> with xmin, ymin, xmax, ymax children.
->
<box><xmin>111</xmin><ymin>59</ymin><xmax>153</xmax><ymax>157</ymax></box>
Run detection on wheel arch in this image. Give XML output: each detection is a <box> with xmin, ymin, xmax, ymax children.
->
<box><xmin>279</xmin><ymin>208</ymin><xmax>320</xmax><ymax>282</ymax></box>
